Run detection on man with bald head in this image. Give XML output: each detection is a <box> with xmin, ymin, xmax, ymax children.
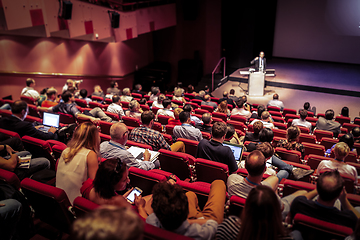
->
<box><xmin>219</xmin><ymin>91</ymin><xmax>235</xmax><ymax>108</ymax></box>
<box><xmin>267</xmin><ymin>93</ymin><xmax>284</xmax><ymax>111</ymax></box>
<box><xmin>100</xmin><ymin>122</ymin><xmax>159</xmax><ymax>170</ymax></box>
<box><xmin>201</xmin><ymin>95</ymin><xmax>218</xmax><ymax>109</ymax></box>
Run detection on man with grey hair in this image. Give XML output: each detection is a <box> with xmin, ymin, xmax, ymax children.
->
<box><xmin>195</xmin><ymin>90</ymin><xmax>206</xmax><ymax>101</ymax></box>
<box><xmin>195</xmin><ymin>112</ymin><xmax>212</xmax><ymax>133</ymax></box>
<box><xmin>201</xmin><ymin>95</ymin><xmax>218</xmax><ymax>109</ymax></box>
<box><xmin>120</xmin><ymin>88</ymin><xmax>133</xmax><ymax>102</ymax></box>
<box><xmin>100</xmin><ymin>122</ymin><xmax>159</xmax><ymax>170</ymax></box>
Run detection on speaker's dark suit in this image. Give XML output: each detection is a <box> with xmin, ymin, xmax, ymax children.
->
<box><xmin>250</xmin><ymin>57</ymin><xmax>266</xmax><ymax>72</ymax></box>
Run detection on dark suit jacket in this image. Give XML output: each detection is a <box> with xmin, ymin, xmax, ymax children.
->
<box><xmin>0</xmin><ymin>116</ymin><xmax>56</xmax><ymax>140</ymax></box>
<box><xmin>250</xmin><ymin>57</ymin><xmax>266</xmax><ymax>72</ymax></box>
<box><xmin>195</xmin><ymin>124</ymin><xmax>212</xmax><ymax>134</ymax></box>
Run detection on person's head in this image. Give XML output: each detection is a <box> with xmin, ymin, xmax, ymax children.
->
<box><xmin>110</xmin><ymin>81</ymin><xmax>118</xmax><ymax>88</ymax></box>
<box><xmin>225</xmin><ymin>124</ymin><xmax>235</xmax><ymax>139</ymax></box>
<box><xmin>66</xmin><ymin>79</ymin><xmax>74</xmax><ymax>87</ymax></box>
<box><xmin>259</xmin><ymin>51</ymin><xmax>265</xmax><ymax>58</ymax></box>
<box><xmin>223</xmin><ymin>91</ymin><xmax>228</xmax><ymax>97</ymax></box>
<box><xmin>245</xmin><ymin>150</ymin><xmax>266</xmax><ymax>177</ymax></box>
<box><xmin>179</xmin><ymin>111</ymin><xmax>190</xmax><ymax>124</ymax></box>
<box><xmin>94</xmin><ymin>85</ymin><xmax>102</xmax><ymax>93</ymax></box>
<box><xmin>253</xmin><ymin>121</ymin><xmax>263</xmax><ymax>135</ymax></box>
<box><xmin>257</xmin><ymin>105</ymin><xmax>265</xmax><ymax>118</ymax></box>
<box><xmin>203</xmin><ymin>95</ymin><xmax>211</xmax><ymax>102</ymax></box>
<box><xmin>112</xmin><ymin>95</ymin><xmax>121</xmax><ymax>104</ymax></box>
<box><xmin>241</xmin><ymin>95</ymin><xmax>247</xmax><ymax>103</ymax></box>
<box><xmin>204</xmin><ymin>85</ymin><xmax>209</xmax><ymax>92</ymax></box>
<box><xmin>71</xmin><ymin>206</ymin><xmax>143</xmax><ymax>240</ymax></box>
<box><xmin>202</xmin><ymin>113</ymin><xmax>212</xmax><ymax>125</ymax></box>
<box><xmin>93</xmin><ymin>159</ymin><xmax>129</xmax><ymax>198</ymax></box>
<box><xmin>238</xmin><ymin>185</ymin><xmax>284</xmax><ymax>240</ymax></box>
<box><xmin>256</xmin><ymin>142</ymin><xmax>274</xmax><ymax>160</ymax></box>
<box><xmin>173</xmin><ymin>108</ymin><xmax>183</xmax><ymax>120</ymax></box>
<box><xmin>212</xmin><ymin>121</ymin><xmax>228</xmax><ymax>140</ymax></box>
<box><xmin>334</xmin><ymin>142</ymin><xmax>350</xmax><ymax>161</ymax></box>
<box><xmin>352</xmin><ymin>127</ymin><xmax>360</xmax><ymax>139</ymax></box>
<box><xmin>151</xmin><ymin>182</ymin><xmax>188</xmax><ymax>231</ymax></box>
<box><xmin>339</xmin><ymin>133</ymin><xmax>354</xmax><ymax>150</ymax></box>
<box><xmin>287</xmin><ymin>126</ymin><xmax>301</xmax><ymax>142</ymax></box>
<box><xmin>304</xmin><ymin>102</ymin><xmax>310</xmax><ymax>110</ymax></box>
<box><xmin>26</xmin><ymin>78</ymin><xmax>35</xmax><ymax>87</ymax></box>
<box><xmin>183</xmin><ymin>104</ymin><xmax>193</xmax><ymax>113</ymax></box>
<box><xmin>129</xmin><ymin>100</ymin><xmax>140</xmax><ymax>112</ymax></box>
<box><xmin>79</xmin><ymin>89</ymin><xmax>88</xmax><ymax>99</ymax></box>
<box><xmin>65</xmin><ymin>122</ymin><xmax>100</xmax><ymax>163</ymax></box>
<box><xmin>299</xmin><ymin>109</ymin><xmax>308</xmax><ymax>120</ymax></box>
<box><xmin>198</xmin><ymin>90</ymin><xmax>205</xmax><ymax>98</ymax></box>
<box><xmin>218</xmin><ymin>100</ymin><xmax>228</xmax><ymax>113</ymax></box>
<box><xmin>317</xmin><ymin>170</ymin><xmax>344</xmax><ymax>203</ymax></box>
<box><xmin>273</xmin><ymin>93</ymin><xmax>279</xmax><ymax>100</ymax></box>
<box><xmin>187</xmin><ymin>85</ymin><xmax>194</xmax><ymax>93</ymax></box>
<box><xmin>11</xmin><ymin>100</ymin><xmax>28</xmax><ymax>120</ymax></box>
<box><xmin>141</xmin><ymin>111</ymin><xmax>155</xmax><ymax>126</ymax></box>
<box><xmin>157</xmin><ymin>94</ymin><xmax>165</xmax><ymax>103</ymax></box>
<box><xmin>110</xmin><ymin>123</ymin><xmax>129</xmax><ymax>145</ymax></box>
<box><xmin>40</xmin><ymin>88</ymin><xmax>49</xmax><ymax>95</ymax></box>
<box><xmin>230</xmin><ymin>89</ymin><xmax>235</xmax><ymax>95</ymax></box>
<box><xmin>236</xmin><ymin>99</ymin><xmax>245</xmax><ymax>108</ymax></box>
<box><xmin>134</xmin><ymin>84</ymin><xmax>142</xmax><ymax>91</ymax></box>
<box><xmin>151</xmin><ymin>87</ymin><xmax>159</xmax><ymax>96</ymax></box>
<box><xmin>139</xmin><ymin>98</ymin><xmax>147</xmax><ymax>105</ymax></box>
<box><xmin>259</xmin><ymin>128</ymin><xmax>274</xmax><ymax>143</ymax></box>
<box><xmin>174</xmin><ymin>88</ymin><xmax>183</xmax><ymax>97</ymax></box>
<box><xmin>341</xmin><ymin>107</ymin><xmax>349</xmax><ymax>117</ymax></box>
<box><xmin>325</xmin><ymin>109</ymin><xmax>335</xmax><ymax>120</ymax></box>
<box><xmin>62</xmin><ymin>91</ymin><xmax>74</xmax><ymax>103</ymax></box>
<box><xmin>122</xmin><ymin>88</ymin><xmax>130</xmax><ymax>96</ymax></box>
<box><xmin>46</xmin><ymin>87</ymin><xmax>57</xmax><ymax>100</ymax></box>
<box><xmin>261</xmin><ymin>111</ymin><xmax>270</xmax><ymax>120</ymax></box>
<box><xmin>162</xmin><ymin>99</ymin><xmax>172</xmax><ymax>109</ymax></box>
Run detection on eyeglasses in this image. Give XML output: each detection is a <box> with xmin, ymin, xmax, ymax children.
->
<box><xmin>123</xmin><ymin>130</ymin><xmax>129</xmax><ymax>137</ymax></box>
<box><xmin>114</xmin><ymin>158</ymin><xmax>123</xmax><ymax>173</ymax></box>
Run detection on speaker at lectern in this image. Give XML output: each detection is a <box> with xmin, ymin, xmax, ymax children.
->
<box><xmin>248</xmin><ymin>71</ymin><xmax>265</xmax><ymax>96</ymax></box>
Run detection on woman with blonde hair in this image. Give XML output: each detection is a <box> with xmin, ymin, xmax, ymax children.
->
<box><xmin>215</xmin><ymin>100</ymin><xmax>230</xmax><ymax>117</ymax></box>
<box><xmin>56</xmin><ymin>122</ymin><xmax>100</xmax><ymax>203</ymax></box>
<box><xmin>172</xmin><ymin>88</ymin><xmax>186</xmax><ymax>105</ymax></box>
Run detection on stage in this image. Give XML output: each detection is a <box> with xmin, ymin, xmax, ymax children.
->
<box><xmin>211</xmin><ymin>58</ymin><xmax>360</xmax><ymax>119</ymax></box>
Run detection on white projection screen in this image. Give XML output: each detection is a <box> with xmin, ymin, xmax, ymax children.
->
<box><xmin>273</xmin><ymin>0</ymin><xmax>360</xmax><ymax>64</ymax></box>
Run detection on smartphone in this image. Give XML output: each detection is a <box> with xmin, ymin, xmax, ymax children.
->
<box><xmin>126</xmin><ymin>187</ymin><xmax>143</xmax><ymax>204</ymax></box>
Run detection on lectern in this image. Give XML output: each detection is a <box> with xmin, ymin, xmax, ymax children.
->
<box><xmin>248</xmin><ymin>72</ymin><xmax>265</xmax><ymax>96</ymax></box>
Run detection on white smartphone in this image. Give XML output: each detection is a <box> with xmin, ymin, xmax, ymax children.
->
<box><xmin>126</xmin><ymin>187</ymin><xmax>143</xmax><ymax>204</ymax></box>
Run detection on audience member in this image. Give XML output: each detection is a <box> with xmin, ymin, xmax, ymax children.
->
<box><xmin>56</xmin><ymin>122</ymin><xmax>100</xmax><ymax>203</ymax></box>
<box><xmin>326</xmin><ymin>133</ymin><xmax>356</xmax><ymax>156</ymax></box>
<box><xmin>204</xmin><ymin>85</ymin><xmax>211</xmax><ymax>95</ymax></box>
<box><xmin>173</xmin><ymin>88</ymin><xmax>186</xmax><ymax>105</ymax></box>
<box><xmin>0</xmin><ymin>100</ymin><xmax>58</xmax><ymax>140</ymax></box>
<box><xmin>289</xmin><ymin>170</ymin><xmax>359</xmax><ymax>234</ymax></box>
<box><xmin>71</xmin><ymin>206</ymin><xmax>144</xmax><ymax>240</ymax></box>
<box><xmin>352</xmin><ymin>127</ymin><xmax>360</xmax><ymax>143</ymax></box>
<box><xmin>40</xmin><ymin>87</ymin><xmax>58</xmax><ymax>108</ymax></box>
<box><xmin>146</xmin><ymin>180</ymin><xmax>226</xmax><ymax>239</ymax></box>
<box><xmin>250</xmin><ymin>111</ymin><xmax>274</xmax><ymax>129</ymax></box>
<box><xmin>21</xmin><ymin>78</ymin><xmax>40</xmax><ymax>100</ymax></box>
<box><xmin>106</xmin><ymin>81</ymin><xmax>121</xmax><ymax>96</ymax></box>
<box><xmin>194</xmin><ymin>90</ymin><xmax>205</xmax><ymax>100</ymax></box>
<box><xmin>139</xmin><ymin>98</ymin><xmax>147</xmax><ymax>105</ymax></box>
<box><xmin>132</xmin><ymin>84</ymin><xmax>146</xmax><ymax>96</ymax></box>
<box><xmin>225</xmin><ymin>124</ymin><xmax>242</xmax><ymax>145</ymax></box>
<box><xmin>183</xmin><ymin>104</ymin><xmax>202</xmax><ymax>125</ymax></box>
<box><xmin>219</xmin><ymin>91</ymin><xmax>235</xmax><ymax>108</ymax></box>
<box><xmin>156</xmin><ymin>99</ymin><xmax>174</xmax><ymax>118</ymax></box>
<box><xmin>228</xmin><ymin>89</ymin><xmax>238</xmax><ymax>103</ymax></box>
<box><xmin>317</xmin><ymin>142</ymin><xmax>357</xmax><ymax>182</ymax></box>
<box><xmin>277</xmin><ymin>126</ymin><xmax>305</xmax><ymax>159</ymax></box>
<box><xmin>196</xmin><ymin>121</ymin><xmax>238</xmax><ymax>173</ymax></box>
<box><xmin>244</xmin><ymin>121</ymin><xmax>263</xmax><ymax>142</ymax></box>
<box><xmin>217</xmin><ymin>185</ymin><xmax>291</xmax><ymax>240</ymax></box>
<box><xmin>168</xmin><ymin>108</ymin><xmax>183</xmax><ymax>126</ymax></box>
<box><xmin>149</xmin><ymin>87</ymin><xmax>160</xmax><ymax>102</ymax></box>
<box><xmin>231</xmin><ymin>99</ymin><xmax>251</xmax><ymax>119</ymax></box>
<box><xmin>79</xmin><ymin>89</ymin><xmax>92</xmax><ymax>105</ymax></box>
<box><xmin>173</xmin><ymin>112</ymin><xmax>203</xmax><ymax>141</ymax></box>
<box><xmin>129</xmin><ymin>111</ymin><xmax>185</xmax><ymax>152</ymax></box>
<box><xmin>195</xmin><ymin>112</ymin><xmax>212</xmax><ymax>133</ymax></box>
<box><xmin>187</xmin><ymin>84</ymin><xmax>196</xmax><ymax>94</ymax></box>
<box><xmin>292</xmin><ymin>109</ymin><xmax>312</xmax><ymax>132</ymax></box>
<box><xmin>62</xmin><ymin>79</ymin><xmax>74</xmax><ymax>92</ymax></box>
<box><xmin>301</xmin><ymin>101</ymin><xmax>316</xmax><ymax>115</ymax></box>
<box><xmin>316</xmin><ymin>109</ymin><xmax>341</xmax><ymax>137</ymax></box>
<box><xmin>340</xmin><ymin>106</ymin><xmax>350</xmax><ymax>118</ymax></box>
<box><xmin>214</xmin><ymin>100</ymin><xmax>231</xmax><ymax>117</ymax></box>
<box><xmin>250</xmin><ymin>104</ymin><xmax>266</xmax><ymax>119</ymax></box>
<box><xmin>152</xmin><ymin>94</ymin><xmax>165</xmax><ymax>108</ymax></box>
<box><xmin>106</xmin><ymin>95</ymin><xmax>125</xmax><ymax>119</ymax></box>
<box><xmin>125</xmin><ymin>100</ymin><xmax>142</xmax><ymax>121</ymax></box>
<box><xmin>37</xmin><ymin>87</ymin><xmax>48</xmax><ymax>106</ymax></box>
<box><xmin>227</xmin><ymin>150</ymin><xmax>306</xmax><ymax>219</ymax></box>
<box><xmin>120</xmin><ymin>88</ymin><xmax>133</xmax><ymax>102</ymax></box>
<box><xmin>267</xmin><ymin>93</ymin><xmax>284</xmax><ymax>111</ymax></box>
<box><xmin>0</xmin><ymin>198</ymin><xmax>23</xmax><ymax>240</ymax></box>
<box><xmin>100</xmin><ymin>123</ymin><xmax>158</xmax><ymax>170</ymax></box>
<box><xmin>201</xmin><ymin>94</ymin><xmax>217</xmax><ymax>109</ymax></box>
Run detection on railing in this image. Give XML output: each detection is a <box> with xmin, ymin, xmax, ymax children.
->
<box><xmin>211</xmin><ymin>57</ymin><xmax>226</xmax><ymax>91</ymax></box>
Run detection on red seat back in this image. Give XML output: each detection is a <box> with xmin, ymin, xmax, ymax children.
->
<box><xmin>0</xmin><ymin>109</ymin><xmax>12</xmax><ymax>118</ymax></box>
<box><xmin>268</xmin><ymin>110</ymin><xmax>283</xmax><ymax>117</ymax></box>
<box><xmin>275</xmin><ymin>147</ymin><xmax>301</xmax><ymax>164</ymax></box>
<box><xmin>152</xmin><ymin>121</ymin><xmax>163</xmax><ymax>133</ymax></box>
<box><xmin>335</xmin><ymin>116</ymin><xmax>351</xmax><ymax>125</ymax></box>
<box><xmin>104</xmin><ymin>111</ymin><xmax>120</xmax><ymax>121</ymax></box>
<box><xmin>165</xmin><ymin>125</ymin><xmax>175</xmax><ymax>135</ymax></box>
<box><xmin>299</xmin><ymin>133</ymin><xmax>316</xmax><ymax>144</ymax></box>
<box><xmin>212</xmin><ymin>112</ymin><xmax>228</xmax><ymax>122</ymax></box>
<box><xmin>0</xmin><ymin>128</ymin><xmax>20</xmax><ymax>139</ymax></box>
<box><xmin>285</xmin><ymin>113</ymin><xmax>299</xmax><ymax>122</ymax></box>
<box><xmin>122</xmin><ymin>116</ymin><xmax>141</xmax><ymax>127</ymax></box>
<box><xmin>140</xmin><ymin>104</ymin><xmax>150</xmax><ymax>111</ymax></box>
<box><xmin>158</xmin><ymin>149</ymin><xmax>194</xmax><ymax>181</ymax></box>
<box><xmin>307</xmin><ymin>154</ymin><xmax>333</xmax><ymax>170</ymax></box>
<box><xmin>267</xmin><ymin>106</ymin><xmax>281</xmax><ymax>112</ymax></box>
<box><xmin>21</xmin><ymin>135</ymin><xmax>55</xmax><ymax>169</ymax></box>
<box><xmin>177</xmin><ymin>180</ymin><xmax>211</xmax><ymax>209</ymax></box>
<box><xmin>0</xmin><ymin>168</ymin><xmax>21</xmax><ymax>189</ymax></box>
<box><xmin>99</xmin><ymin>133</ymin><xmax>111</xmax><ymax>142</ymax></box>
<box><xmin>283</xmin><ymin>179</ymin><xmax>315</xmax><ymax>197</ymax></box>
<box><xmin>194</xmin><ymin>158</ymin><xmax>229</xmax><ymax>183</ymax></box>
<box><xmin>272</xmin><ymin>116</ymin><xmax>285</xmax><ymax>123</ymax></box>
<box><xmin>201</xmin><ymin>131</ymin><xmax>211</xmax><ymax>140</ymax></box>
<box><xmin>151</xmin><ymin>107</ymin><xmax>161</xmax><ymax>115</ymax></box>
<box><xmin>229</xmin><ymin>115</ymin><xmax>247</xmax><ymax>124</ymax></box>
<box><xmin>128</xmin><ymin>167</ymin><xmax>166</xmax><ymax>196</ymax></box>
<box><xmin>20</xmin><ymin>95</ymin><xmax>36</xmax><ymax>105</ymax></box>
<box><xmin>91</xmin><ymin>95</ymin><xmax>103</xmax><ymax>102</ymax></box>
<box><xmin>74</xmin><ymin>99</ymin><xmax>88</xmax><ymax>108</ymax></box>
<box><xmin>99</xmin><ymin>120</ymin><xmax>113</xmax><ymax>135</ymax></box>
<box><xmin>157</xmin><ymin>115</ymin><xmax>172</xmax><ymax>125</ymax></box>
<box><xmin>330</xmin><ymin>151</ymin><xmax>357</xmax><ymax>163</ymax></box>
<box><xmin>177</xmin><ymin>138</ymin><xmax>198</xmax><ymax>157</ymax></box>
<box><xmin>28</xmin><ymin>104</ymin><xmax>40</xmax><ymax>118</ymax></box>
<box><xmin>187</xmin><ymin>102</ymin><xmax>199</xmax><ymax>110</ymax></box>
<box><xmin>303</xmin><ymin>142</ymin><xmax>325</xmax><ymax>157</ymax></box>
<box><xmin>226</xmin><ymin>120</ymin><xmax>247</xmax><ymax>132</ymax></box>
<box><xmin>319</xmin><ymin>137</ymin><xmax>338</xmax><ymax>150</ymax></box>
<box><xmin>314</xmin><ymin>129</ymin><xmax>333</xmax><ymax>142</ymax></box>
<box><xmin>282</xmin><ymin>108</ymin><xmax>297</xmax><ymax>117</ymax></box>
<box><xmin>201</xmin><ymin>105</ymin><xmax>214</xmax><ymax>113</ymax></box>
<box><xmin>195</xmin><ymin>108</ymin><xmax>209</xmax><ymax>115</ymax></box>
<box><xmin>58</xmin><ymin>112</ymin><xmax>76</xmax><ymax>124</ymax></box>
<box><xmin>72</xmin><ymin>196</ymin><xmax>100</xmax><ymax>218</ymax></box>
<box><xmin>228</xmin><ymin>195</ymin><xmax>246</xmax><ymax>216</ymax></box>
<box><xmin>273</xmin><ymin>122</ymin><xmax>287</xmax><ymax>130</ymax></box>
<box><xmin>272</xmin><ymin>128</ymin><xmax>287</xmax><ymax>138</ymax></box>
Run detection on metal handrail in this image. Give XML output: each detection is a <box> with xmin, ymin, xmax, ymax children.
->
<box><xmin>211</xmin><ymin>57</ymin><xmax>226</xmax><ymax>91</ymax></box>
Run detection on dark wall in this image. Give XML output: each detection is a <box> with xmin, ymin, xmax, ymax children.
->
<box><xmin>221</xmin><ymin>0</ymin><xmax>277</xmax><ymax>73</ymax></box>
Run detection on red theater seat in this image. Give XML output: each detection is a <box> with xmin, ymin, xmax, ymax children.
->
<box><xmin>157</xmin><ymin>115</ymin><xmax>172</xmax><ymax>125</ymax></box>
<box><xmin>0</xmin><ymin>168</ymin><xmax>21</xmax><ymax>190</ymax></box>
<box><xmin>122</xmin><ymin>116</ymin><xmax>141</xmax><ymax>127</ymax></box>
<box><xmin>72</xmin><ymin>196</ymin><xmax>99</xmax><ymax>218</ymax></box>
<box><xmin>194</xmin><ymin>158</ymin><xmax>229</xmax><ymax>183</ymax></box>
<box><xmin>177</xmin><ymin>138</ymin><xmax>198</xmax><ymax>157</ymax></box>
<box><xmin>158</xmin><ymin>149</ymin><xmax>195</xmax><ymax>181</ymax></box>
<box><xmin>128</xmin><ymin>167</ymin><xmax>166</xmax><ymax>196</ymax></box>
<box><xmin>230</xmin><ymin>115</ymin><xmax>247</xmax><ymax>124</ymax></box>
<box><xmin>275</xmin><ymin>147</ymin><xmax>301</xmax><ymax>164</ymax></box>
<box><xmin>302</xmin><ymin>142</ymin><xmax>325</xmax><ymax>157</ymax></box>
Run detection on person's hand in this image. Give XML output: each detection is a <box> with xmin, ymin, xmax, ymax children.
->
<box><xmin>5</xmin><ymin>145</ymin><xmax>16</xmax><ymax>155</ymax></box>
<box><xmin>143</xmin><ymin>149</ymin><xmax>151</xmax><ymax>161</ymax></box>
<box><xmin>91</xmin><ymin>118</ymin><xmax>100</xmax><ymax>125</ymax></box>
<box><xmin>48</xmin><ymin>126</ymin><xmax>57</xmax><ymax>133</ymax></box>
<box><xmin>35</xmin><ymin>125</ymin><xmax>43</xmax><ymax>129</ymax></box>
<box><xmin>134</xmin><ymin>194</ymin><xmax>145</xmax><ymax>208</ymax></box>
<box><xmin>255</xmin><ymin>57</ymin><xmax>259</xmax><ymax>60</ymax></box>
<box><xmin>339</xmin><ymin>187</ymin><xmax>347</xmax><ymax>203</ymax></box>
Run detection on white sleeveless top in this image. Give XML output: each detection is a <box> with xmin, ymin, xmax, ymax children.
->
<box><xmin>56</xmin><ymin>147</ymin><xmax>91</xmax><ymax>204</ymax></box>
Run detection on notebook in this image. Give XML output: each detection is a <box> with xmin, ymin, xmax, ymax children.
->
<box><xmin>127</xmin><ymin>146</ymin><xmax>160</xmax><ymax>163</ymax></box>
<box><xmin>39</xmin><ymin>112</ymin><xmax>60</xmax><ymax>132</ymax></box>
<box><xmin>223</xmin><ymin>142</ymin><xmax>244</xmax><ymax>164</ymax></box>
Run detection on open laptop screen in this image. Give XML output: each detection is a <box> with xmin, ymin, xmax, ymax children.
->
<box><xmin>42</xmin><ymin>112</ymin><xmax>60</xmax><ymax>128</ymax></box>
<box><xmin>223</xmin><ymin>142</ymin><xmax>244</xmax><ymax>161</ymax></box>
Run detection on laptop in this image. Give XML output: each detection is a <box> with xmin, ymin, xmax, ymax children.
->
<box><xmin>39</xmin><ymin>112</ymin><xmax>60</xmax><ymax>132</ymax></box>
<box><xmin>223</xmin><ymin>142</ymin><xmax>244</xmax><ymax>166</ymax></box>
